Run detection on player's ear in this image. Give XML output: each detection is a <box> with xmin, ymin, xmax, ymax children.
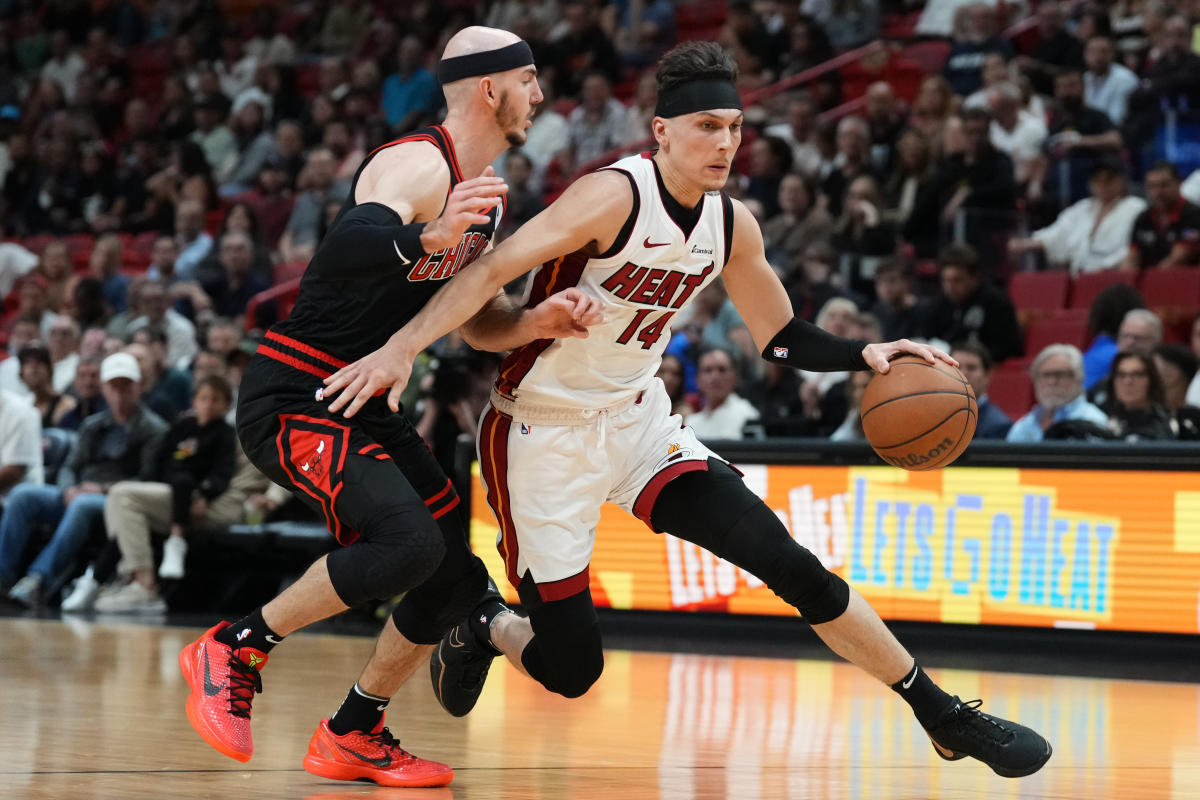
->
<box><xmin>652</xmin><ymin>117</ymin><xmax>669</xmax><ymax>151</ymax></box>
<box><xmin>479</xmin><ymin>76</ymin><xmax>497</xmax><ymax>106</ymax></box>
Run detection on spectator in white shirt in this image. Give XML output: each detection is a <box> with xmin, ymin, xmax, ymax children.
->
<box><xmin>564</xmin><ymin>72</ymin><xmax>630</xmax><ymax>172</ymax></box>
<box><xmin>46</xmin><ymin>315</ymin><xmax>81</xmax><ymax>395</ymax></box>
<box><xmin>0</xmin><ymin>316</ymin><xmax>38</xmax><ymax>399</ymax></box>
<box><xmin>1084</xmin><ymin>36</ymin><xmax>1139</xmax><ymax>126</ymax></box>
<box><xmin>0</xmin><ymin>241</ymin><xmax>37</xmax><ymax>298</ymax></box>
<box><xmin>765</xmin><ymin>92</ymin><xmax>824</xmax><ymax>179</ymax></box>
<box><xmin>1010</xmin><ymin>158</ymin><xmax>1146</xmax><ymax>275</ymax></box>
<box><xmin>40</xmin><ymin>30</ymin><xmax>86</xmax><ymax>104</ymax></box>
<box><xmin>987</xmin><ymin>82</ymin><xmax>1047</xmax><ymax>183</ymax></box>
<box><xmin>0</xmin><ymin>390</ymin><xmax>43</xmax><ymax>505</ymax></box>
<box><xmin>128</xmin><ymin>281</ymin><xmax>198</xmax><ymax>370</ymax></box>
<box><xmin>513</xmin><ymin>83</ymin><xmax>569</xmax><ymax>186</ymax></box>
<box><xmin>190</xmin><ymin>93</ymin><xmax>237</xmax><ymax>178</ymax></box>
<box><xmin>688</xmin><ymin>348</ymin><xmax>760</xmax><ymax>440</ymax></box>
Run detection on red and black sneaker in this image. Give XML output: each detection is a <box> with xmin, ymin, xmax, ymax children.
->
<box><xmin>925</xmin><ymin>696</ymin><xmax>1052</xmax><ymax>778</ymax></box>
<box><xmin>302</xmin><ymin>717</ymin><xmax>454</xmax><ymax>787</ymax></box>
<box><xmin>179</xmin><ymin>621</ymin><xmax>268</xmax><ymax>762</ymax></box>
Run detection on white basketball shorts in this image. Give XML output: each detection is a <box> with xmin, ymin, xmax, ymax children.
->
<box><xmin>476</xmin><ymin>379</ymin><xmax>720</xmax><ymax>601</ymax></box>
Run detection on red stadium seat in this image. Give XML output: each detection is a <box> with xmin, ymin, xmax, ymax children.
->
<box><xmin>1068</xmin><ymin>270</ymin><xmax>1137</xmax><ymax>309</ymax></box>
<box><xmin>20</xmin><ymin>235</ymin><xmax>55</xmax><ymax>256</ymax></box>
<box><xmin>1138</xmin><ymin>267</ymin><xmax>1200</xmax><ymax>342</ymax></box>
<box><xmin>988</xmin><ymin>363</ymin><xmax>1034</xmax><ymax>421</ymax></box>
<box><xmin>898</xmin><ymin>40</ymin><xmax>951</xmax><ymax>74</ymax></box>
<box><xmin>1009</xmin><ymin>271</ymin><xmax>1070</xmax><ymax>323</ymax></box>
<box><xmin>1138</xmin><ymin>266</ymin><xmax>1200</xmax><ymax>306</ymax></box>
<box><xmin>64</xmin><ymin>233</ymin><xmax>95</xmax><ymax>256</ymax></box>
<box><xmin>1024</xmin><ymin>315</ymin><xmax>1089</xmax><ymax>356</ymax></box>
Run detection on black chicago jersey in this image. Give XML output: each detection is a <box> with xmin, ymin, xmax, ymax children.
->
<box><xmin>270</xmin><ymin>125</ymin><xmax>501</xmax><ymax>365</ymax></box>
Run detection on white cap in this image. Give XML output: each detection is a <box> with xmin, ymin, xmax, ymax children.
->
<box><xmin>100</xmin><ymin>352</ymin><xmax>141</xmax><ymax>384</ymax></box>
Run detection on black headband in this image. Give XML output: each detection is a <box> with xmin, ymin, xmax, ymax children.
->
<box><xmin>436</xmin><ymin>40</ymin><xmax>535</xmax><ymax>85</ymax></box>
<box><xmin>654</xmin><ymin>79</ymin><xmax>742</xmax><ymax>118</ymax></box>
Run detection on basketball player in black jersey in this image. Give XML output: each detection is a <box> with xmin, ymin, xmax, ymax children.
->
<box><xmin>323</xmin><ymin>41</ymin><xmax>1052</xmax><ymax>780</ymax></box>
<box><xmin>178</xmin><ymin>27</ymin><xmax>601</xmax><ymax>787</ymax></box>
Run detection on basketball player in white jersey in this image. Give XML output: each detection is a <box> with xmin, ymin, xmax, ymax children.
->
<box><xmin>322</xmin><ymin>42</ymin><xmax>1051</xmax><ymax>778</ymax></box>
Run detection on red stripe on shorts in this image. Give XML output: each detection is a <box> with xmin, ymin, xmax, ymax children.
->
<box><xmin>265</xmin><ymin>330</ymin><xmax>349</xmax><ymax>369</ymax></box>
<box><xmin>257</xmin><ymin>345</ymin><xmax>330</xmax><ymax>380</ymax></box>
<box><xmin>536</xmin><ymin>567</ymin><xmax>591</xmax><ymax>602</ymax></box>
<box><xmin>480</xmin><ymin>406</ymin><xmax>520</xmax><ymax>589</ymax></box>
<box><xmin>632</xmin><ymin>459</ymin><xmax>710</xmax><ymax>533</ymax></box>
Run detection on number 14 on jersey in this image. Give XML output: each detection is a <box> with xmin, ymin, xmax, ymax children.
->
<box><xmin>616</xmin><ymin>310</ymin><xmax>676</xmax><ymax>349</ymax></box>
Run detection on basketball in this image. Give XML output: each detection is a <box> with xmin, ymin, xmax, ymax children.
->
<box><xmin>860</xmin><ymin>355</ymin><xmax>977</xmax><ymax>471</ymax></box>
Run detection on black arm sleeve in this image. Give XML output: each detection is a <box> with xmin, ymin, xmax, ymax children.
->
<box><xmin>762</xmin><ymin>318</ymin><xmax>870</xmax><ymax>372</ymax></box>
<box><xmin>310</xmin><ymin>202</ymin><xmax>430</xmax><ymax>280</ymax></box>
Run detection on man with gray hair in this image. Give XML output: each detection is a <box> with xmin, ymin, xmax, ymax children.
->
<box><xmin>1116</xmin><ymin>309</ymin><xmax>1163</xmax><ymax>356</ymax></box>
<box><xmin>1006</xmin><ymin>343</ymin><xmax>1109</xmax><ymax>442</ymax></box>
<box><xmin>822</xmin><ymin>115</ymin><xmax>876</xmax><ymax>218</ymax></box>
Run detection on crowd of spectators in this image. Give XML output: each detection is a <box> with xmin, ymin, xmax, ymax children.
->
<box><xmin>1</xmin><ymin>0</ymin><xmax>1200</xmax><ymax>612</ymax></box>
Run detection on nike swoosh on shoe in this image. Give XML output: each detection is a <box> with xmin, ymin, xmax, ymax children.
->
<box><xmin>203</xmin><ymin>649</ymin><xmax>226</xmax><ymax>696</ymax></box>
<box><xmin>335</xmin><ymin>742</ymin><xmax>392</xmax><ymax>768</ymax></box>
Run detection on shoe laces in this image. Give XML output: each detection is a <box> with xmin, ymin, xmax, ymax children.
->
<box><xmin>459</xmin><ymin>649</ymin><xmax>493</xmax><ymax>687</ymax></box>
<box><xmin>225</xmin><ymin>653</ymin><xmax>263</xmax><ymax>719</ymax></box>
<box><xmin>367</xmin><ymin>726</ymin><xmax>417</xmax><ymax>761</ymax></box>
<box><xmin>950</xmin><ymin>699</ymin><xmax>1015</xmax><ymax>745</ymax></box>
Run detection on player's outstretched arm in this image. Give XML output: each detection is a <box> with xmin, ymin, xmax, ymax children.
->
<box><xmin>721</xmin><ymin>199</ymin><xmax>955</xmax><ymax>374</ymax></box>
<box><xmin>460</xmin><ymin>287</ymin><xmax>603</xmax><ymax>353</ymax></box>
<box><xmin>322</xmin><ymin>170</ymin><xmax>632</xmax><ymax>417</ymax></box>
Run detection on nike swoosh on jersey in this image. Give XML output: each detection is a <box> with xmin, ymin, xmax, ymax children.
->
<box><xmin>393</xmin><ymin>240</ymin><xmax>411</xmax><ymax>265</ymax></box>
<box><xmin>202</xmin><ymin>648</ymin><xmax>226</xmax><ymax>696</ymax></box>
<box><xmin>643</xmin><ymin>237</ymin><xmax>670</xmax><ymax>248</ymax></box>
<box><xmin>335</xmin><ymin>741</ymin><xmax>393</xmax><ymax>768</ymax></box>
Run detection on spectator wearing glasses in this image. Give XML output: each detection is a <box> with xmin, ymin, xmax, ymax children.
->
<box><xmin>1101</xmin><ymin>351</ymin><xmax>1174</xmax><ymax>440</ymax></box>
<box><xmin>1007</xmin><ymin>344</ymin><xmax>1109</xmax><ymax>442</ymax></box>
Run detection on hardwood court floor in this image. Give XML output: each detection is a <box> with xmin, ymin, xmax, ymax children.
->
<box><xmin>0</xmin><ymin>616</ymin><xmax>1196</xmax><ymax>800</ymax></box>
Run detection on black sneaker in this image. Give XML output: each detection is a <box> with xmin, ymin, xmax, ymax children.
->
<box><xmin>428</xmin><ymin>581</ymin><xmax>505</xmax><ymax>717</ymax></box>
<box><xmin>925</xmin><ymin>696</ymin><xmax>1052</xmax><ymax>778</ymax></box>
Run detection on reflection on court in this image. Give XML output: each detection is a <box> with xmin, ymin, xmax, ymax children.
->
<box><xmin>0</xmin><ymin>617</ymin><xmax>1195</xmax><ymax>799</ymax></box>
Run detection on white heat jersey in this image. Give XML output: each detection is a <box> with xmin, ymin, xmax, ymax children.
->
<box><xmin>496</xmin><ymin>153</ymin><xmax>732</xmax><ymax>410</ymax></box>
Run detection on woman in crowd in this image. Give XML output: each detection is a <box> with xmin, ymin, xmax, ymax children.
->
<box><xmin>1102</xmin><ymin>351</ymin><xmax>1174</xmax><ymax>440</ymax></box>
<box><xmin>18</xmin><ymin>342</ymin><xmax>76</xmax><ymax>429</ymax></box>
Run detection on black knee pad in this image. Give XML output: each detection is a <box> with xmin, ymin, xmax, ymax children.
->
<box><xmin>518</xmin><ymin>583</ymin><xmax>604</xmax><ymax>698</ymax></box>
<box><xmin>326</xmin><ymin>512</ymin><xmax>446</xmax><ymax>608</ymax></box>
<box><xmin>651</xmin><ymin>458</ymin><xmax>850</xmax><ymax>625</ymax></box>
<box><xmin>391</xmin><ymin>511</ymin><xmax>490</xmax><ymax>644</ymax></box>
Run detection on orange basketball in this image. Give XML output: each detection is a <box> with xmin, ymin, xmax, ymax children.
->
<box><xmin>859</xmin><ymin>355</ymin><xmax>977</xmax><ymax>471</ymax></box>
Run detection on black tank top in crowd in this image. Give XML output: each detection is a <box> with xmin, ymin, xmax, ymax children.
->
<box><xmin>268</xmin><ymin>125</ymin><xmax>502</xmax><ymax>368</ymax></box>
